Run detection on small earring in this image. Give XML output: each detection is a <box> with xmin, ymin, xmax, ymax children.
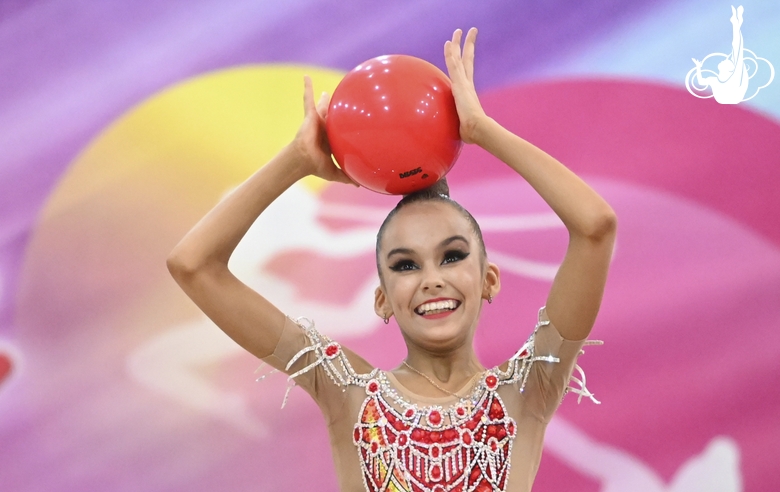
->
<box><xmin>487</xmin><ymin>294</ymin><xmax>493</xmax><ymax>304</ymax></box>
<box><xmin>383</xmin><ymin>315</ymin><xmax>390</xmax><ymax>324</ymax></box>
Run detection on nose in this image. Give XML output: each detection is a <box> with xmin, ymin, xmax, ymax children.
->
<box><xmin>420</xmin><ymin>265</ymin><xmax>445</xmax><ymax>291</ymax></box>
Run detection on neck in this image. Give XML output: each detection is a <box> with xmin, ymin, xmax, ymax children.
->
<box><xmin>399</xmin><ymin>341</ymin><xmax>485</xmax><ymax>395</ymax></box>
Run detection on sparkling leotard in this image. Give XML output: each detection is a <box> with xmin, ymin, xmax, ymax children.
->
<box><xmin>259</xmin><ymin>308</ymin><xmax>598</xmax><ymax>492</ymax></box>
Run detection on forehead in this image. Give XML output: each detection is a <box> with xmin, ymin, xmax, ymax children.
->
<box><xmin>380</xmin><ymin>201</ymin><xmax>475</xmax><ymax>251</ymax></box>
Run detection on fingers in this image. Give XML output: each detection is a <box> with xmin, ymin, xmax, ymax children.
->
<box><xmin>337</xmin><ymin>171</ymin><xmax>359</xmax><ymax>187</ymax></box>
<box><xmin>303</xmin><ymin>75</ymin><xmax>315</xmax><ymax>115</ymax></box>
<box><xmin>451</xmin><ymin>29</ymin><xmax>463</xmax><ymax>58</ymax></box>
<box><xmin>444</xmin><ymin>28</ymin><xmax>477</xmax><ymax>80</ymax></box>
<box><xmin>304</xmin><ymin>77</ymin><xmax>330</xmax><ymax>123</ymax></box>
<box><xmin>327</xmin><ymin>164</ymin><xmax>359</xmax><ymax>186</ymax></box>
<box><xmin>316</xmin><ymin>91</ymin><xmax>330</xmax><ymax>120</ymax></box>
<box><xmin>444</xmin><ymin>29</ymin><xmax>463</xmax><ymax>80</ymax></box>
<box><xmin>444</xmin><ymin>40</ymin><xmax>456</xmax><ymax>74</ymax></box>
<box><xmin>462</xmin><ymin>27</ymin><xmax>477</xmax><ymax>82</ymax></box>
<box><xmin>446</xmin><ymin>30</ymin><xmax>463</xmax><ymax>66</ymax></box>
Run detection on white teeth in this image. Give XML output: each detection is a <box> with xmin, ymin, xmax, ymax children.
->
<box><xmin>416</xmin><ymin>300</ymin><xmax>459</xmax><ymax>315</ymax></box>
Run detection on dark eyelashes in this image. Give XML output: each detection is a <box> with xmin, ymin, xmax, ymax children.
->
<box><xmin>443</xmin><ymin>249</ymin><xmax>469</xmax><ymax>264</ymax></box>
<box><xmin>388</xmin><ymin>250</ymin><xmax>470</xmax><ymax>271</ymax></box>
<box><xmin>389</xmin><ymin>260</ymin><xmax>417</xmax><ymax>272</ymax></box>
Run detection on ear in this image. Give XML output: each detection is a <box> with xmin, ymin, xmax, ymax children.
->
<box><xmin>374</xmin><ymin>285</ymin><xmax>392</xmax><ymax>319</ymax></box>
<box><xmin>482</xmin><ymin>261</ymin><xmax>501</xmax><ymax>301</ymax></box>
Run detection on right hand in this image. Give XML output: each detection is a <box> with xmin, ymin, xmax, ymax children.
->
<box><xmin>444</xmin><ymin>28</ymin><xmax>489</xmax><ymax>145</ymax></box>
<box><xmin>292</xmin><ymin>76</ymin><xmax>356</xmax><ymax>185</ymax></box>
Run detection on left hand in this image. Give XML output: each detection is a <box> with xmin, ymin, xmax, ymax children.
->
<box><xmin>292</xmin><ymin>76</ymin><xmax>355</xmax><ymax>185</ymax></box>
<box><xmin>444</xmin><ymin>28</ymin><xmax>488</xmax><ymax>145</ymax></box>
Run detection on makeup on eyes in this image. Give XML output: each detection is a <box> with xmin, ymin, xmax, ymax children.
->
<box><xmin>386</xmin><ymin>235</ymin><xmax>470</xmax><ymax>260</ymax></box>
<box><xmin>442</xmin><ymin>249</ymin><xmax>469</xmax><ymax>264</ymax></box>
<box><xmin>388</xmin><ymin>248</ymin><xmax>470</xmax><ymax>272</ymax></box>
<box><xmin>389</xmin><ymin>259</ymin><xmax>417</xmax><ymax>272</ymax></box>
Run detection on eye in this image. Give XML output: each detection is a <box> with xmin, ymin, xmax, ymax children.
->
<box><xmin>442</xmin><ymin>249</ymin><xmax>469</xmax><ymax>265</ymax></box>
<box><xmin>389</xmin><ymin>259</ymin><xmax>419</xmax><ymax>272</ymax></box>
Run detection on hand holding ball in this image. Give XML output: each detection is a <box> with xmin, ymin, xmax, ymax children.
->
<box><xmin>326</xmin><ymin>55</ymin><xmax>462</xmax><ymax>195</ymax></box>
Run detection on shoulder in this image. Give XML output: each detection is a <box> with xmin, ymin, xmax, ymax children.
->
<box><xmin>493</xmin><ymin>307</ymin><xmax>600</xmax><ymax>401</ymax></box>
<box><xmin>283</xmin><ymin>317</ymin><xmax>375</xmax><ymax>378</ymax></box>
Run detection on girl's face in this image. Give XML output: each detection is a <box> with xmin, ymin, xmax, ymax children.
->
<box><xmin>375</xmin><ymin>201</ymin><xmax>499</xmax><ymax>353</ymax></box>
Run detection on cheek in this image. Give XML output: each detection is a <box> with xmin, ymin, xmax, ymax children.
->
<box><xmin>456</xmin><ymin>262</ymin><xmax>485</xmax><ymax>289</ymax></box>
<box><xmin>383</xmin><ymin>277</ymin><xmax>417</xmax><ymax>309</ymax></box>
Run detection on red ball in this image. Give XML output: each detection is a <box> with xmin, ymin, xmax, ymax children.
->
<box><xmin>327</xmin><ymin>55</ymin><xmax>462</xmax><ymax>195</ymax></box>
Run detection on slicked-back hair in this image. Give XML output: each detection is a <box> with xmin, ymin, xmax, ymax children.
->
<box><xmin>375</xmin><ymin>178</ymin><xmax>487</xmax><ymax>281</ymax></box>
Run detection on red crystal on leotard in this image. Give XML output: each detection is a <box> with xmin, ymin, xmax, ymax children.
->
<box><xmin>485</xmin><ymin>374</ymin><xmax>498</xmax><ymax>390</ymax></box>
<box><xmin>366</xmin><ymin>380</ymin><xmax>379</xmax><ymax>395</ymax></box>
<box><xmin>488</xmin><ymin>437</ymin><xmax>499</xmax><ymax>452</ymax></box>
<box><xmin>489</xmin><ymin>400</ymin><xmax>504</xmax><ymax>419</ymax></box>
<box><xmin>355</xmin><ymin>381</ymin><xmax>515</xmax><ymax>492</ymax></box>
<box><xmin>272</xmin><ymin>309</ymin><xmax>591</xmax><ymax>492</ymax></box>
<box><xmin>324</xmin><ymin>342</ymin><xmax>340</xmax><ymax>358</ymax></box>
<box><xmin>461</xmin><ymin>429</ymin><xmax>473</xmax><ymax>446</ymax></box>
<box><xmin>428</xmin><ymin>409</ymin><xmax>442</xmax><ymax>426</ymax></box>
<box><xmin>398</xmin><ymin>433</ymin><xmax>408</xmax><ymax>446</ymax></box>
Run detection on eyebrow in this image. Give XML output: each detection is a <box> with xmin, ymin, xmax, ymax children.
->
<box><xmin>386</xmin><ymin>235</ymin><xmax>470</xmax><ymax>260</ymax></box>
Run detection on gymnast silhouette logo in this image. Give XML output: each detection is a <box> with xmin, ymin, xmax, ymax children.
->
<box><xmin>685</xmin><ymin>5</ymin><xmax>774</xmax><ymax>104</ymax></box>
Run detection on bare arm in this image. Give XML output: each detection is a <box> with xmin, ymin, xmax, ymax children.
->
<box><xmin>166</xmin><ymin>77</ymin><xmax>354</xmax><ymax>360</ymax></box>
<box><xmin>445</xmin><ymin>29</ymin><xmax>616</xmax><ymax>341</ymax></box>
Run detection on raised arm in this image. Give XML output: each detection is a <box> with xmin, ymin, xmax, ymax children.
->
<box><xmin>445</xmin><ymin>28</ymin><xmax>616</xmax><ymax>341</ymax></box>
<box><xmin>166</xmin><ymin>77</ymin><xmax>354</xmax><ymax>360</ymax></box>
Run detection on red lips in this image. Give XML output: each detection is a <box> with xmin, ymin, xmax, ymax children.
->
<box><xmin>414</xmin><ymin>297</ymin><xmax>461</xmax><ymax>313</ymax></box>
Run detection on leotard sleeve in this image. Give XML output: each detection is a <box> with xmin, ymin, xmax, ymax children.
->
<box><xmin>503</xmin><ymin>307</ymin><xmax>600</xmax><ymax>423</ymax></box>
<box><xmin>258</xmin><ymin>316</ymin><xmax>377</xmax><ymax>416</ymax></box>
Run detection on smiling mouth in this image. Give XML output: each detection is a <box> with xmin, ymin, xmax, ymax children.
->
<box><xmin>414</xmin><ymin>299</ymin><xmax>461</xmax><ymax>316</ymax></box>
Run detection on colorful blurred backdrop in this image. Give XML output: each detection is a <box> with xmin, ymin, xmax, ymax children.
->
<box><xmin>1</xmin><ymin>1</ymin><xmax>779</xmax><ymax>491</ymax></box>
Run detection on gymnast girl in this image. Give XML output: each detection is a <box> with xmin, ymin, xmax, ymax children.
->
<box><xmin>167</xmin><ymin>28</ymin><xmax>616</xmax><ymax>492</ymax></box>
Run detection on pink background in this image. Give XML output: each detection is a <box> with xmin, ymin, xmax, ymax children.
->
<box><xmin>1</xmin><ymin>1</ymin><xmax>779</xmax><ymax>491</ymax></box>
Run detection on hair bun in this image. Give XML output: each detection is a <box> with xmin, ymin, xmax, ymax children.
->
<box><xmin>402</xmin><ymin>177</ymin><xmax>450</xmax><ymax>200</ymax></box>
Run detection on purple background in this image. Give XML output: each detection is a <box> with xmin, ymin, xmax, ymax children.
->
<box><xmin>1</xmin><ymin>1</ymin><xmax>779</xmax><ymax>491</ymax></box>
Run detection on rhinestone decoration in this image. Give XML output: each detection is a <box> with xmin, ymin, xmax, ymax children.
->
<box><xmin>265</xmin><ymin>310</ymin><xmax>601</xmax><ymax>492</ymax></box>
<box><xmin>428</xmin><ymin>409</ymin><xmax>442</xmax><ymax>427</ymax></box>
<box><xmin>366</xmin><ymin>379</ymin><xmax>380</xmax><ymax>395</ymax></box>
<box><xmin>485</xmin><ymin>374</ymin><xmax>498</xmax><ymax>390</ymax></box>
<box><xmin>354</xmin><ymin>379</ymin><xmax>516</xmax><ymax>492</ymax></box>
<box><xmin>324</xmin><ymin>342</ymin><xmax>340</xmax><ymax>359</ymax></box>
